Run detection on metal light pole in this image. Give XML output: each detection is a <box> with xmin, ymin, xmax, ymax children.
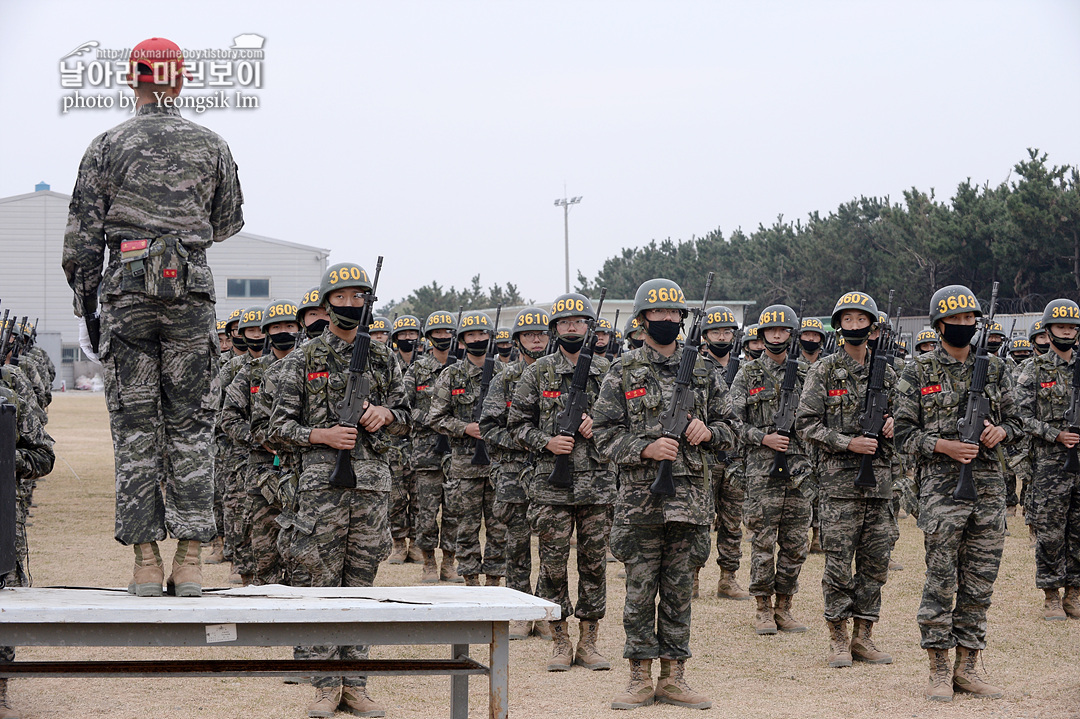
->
<box><xmin>554</xmin><ymin>195</ymin><xmax>582</xmax><ymax>293</ymax></box>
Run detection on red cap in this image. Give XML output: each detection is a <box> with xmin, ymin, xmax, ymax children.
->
<box><xmin>128</xmin><ymin>37</ymin><xmax>191</xmax><ymax>85</ymax></box>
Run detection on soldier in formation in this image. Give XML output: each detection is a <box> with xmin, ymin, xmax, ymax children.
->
<box><xmin>386</xmin><ymin>315</ymin><xmax>422</xmax><ymax>565</ymax></box>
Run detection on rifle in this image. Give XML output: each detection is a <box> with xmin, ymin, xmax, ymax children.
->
<box><xmin>0</xmin><ymin>311</ymin><xmax>10</xmax><ymax>365</ymax></box>
<box><xmin>651</xmin><ymin>273</ymin><xmax>714</xmax><ymax>496</ymax></box>
<box><xmin>29</xmin><ymin>318</ymin><xmax>38</xmax><ymax>349</ymax></box>
<box><xmin>81</xmin><ymin>269</ymin><xmax>101</xmax><ymax>356</ymax></box>
<box><xmin>605</xmin><ymin>308</ymin><xmax>620</xmax><ymax>361</ymax></box>
<box><xmin>433</xmin><ymin>306</ymin><xmax>465</xmax><ymax>456</ymax></box>
<box><xmin>328</xmin><ymin>257</ymin><xmax>383</xmax><ymax>489</ymax></box>
<box><xmin>548</xmin><ymin>289</ymin><xmax>607</xmax><ymax>488</ymax></box>
<box><xmin>953</xmin><ymin>281</ymin><xmax>1000</xmax><ymax>501</ymax></box>
<box><xmin>1004</xmin><ymin>318</ymin><xmax>1017</xmax><ymax>356</ymax></box>
<box><xmin>1063</xmin><ymin>346</ymin><xmax>1080</xmax><ymax>474</ymax></box>
<box><xmin>854</xmin><ymin>291</ymin><xmax>895</xmax><ymax>488</ymax></box>
<box><xmin>8</xmin><ymin>317</ymin><xmax>28</xmax><ymax>367</ymax></box>
<box><xmin>470</xmin><ymin>305</ymin><xmax>502</xmax><ymax>465</ymax></box>
<box><xmin>724</xmin><ymin>328</ymin><xmax>743</xmax><ymax>387</ymax></box>
<box><xmin>768</xmin><ymin>302</ymin><xmax>804</xmax><ymax>480</ymax></box>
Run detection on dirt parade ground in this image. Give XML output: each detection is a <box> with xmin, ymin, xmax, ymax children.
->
<box><xmin>5</xmin><ymin>393</ymin><xmax>1079</xmax><ymax>718</ymax></box>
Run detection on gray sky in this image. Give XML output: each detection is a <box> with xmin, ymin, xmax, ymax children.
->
<box><xmin>2</xmin><ymin>0</ymin><xmax>1078</xmax><ymax>307</ymax></box>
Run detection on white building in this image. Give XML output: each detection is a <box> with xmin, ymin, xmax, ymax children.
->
<box><xmin>0</xmin><ymin>184</ymin><xmax>329</xmax><ymax>389</ymax></box>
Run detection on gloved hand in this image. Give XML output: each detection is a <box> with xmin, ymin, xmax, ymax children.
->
<box><xmin>78</xmin><ymin>316</ymin><xmax>101</xmax><ymax>364</ymax></box>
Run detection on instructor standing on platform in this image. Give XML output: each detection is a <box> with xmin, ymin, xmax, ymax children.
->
<box><xmin>62</xmin><ymin>37</ymin><xmax>245</xmax><ymax>598</ymax></box>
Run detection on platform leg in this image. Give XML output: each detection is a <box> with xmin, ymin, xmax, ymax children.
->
<box><xmin>451</xmin><ymin>643</ymin><xmax>469</xmax><ymax>719</ymax></box>
<box><xmin>489</xmin><ymin>622</ymin><xmax>508</xmax><ymax>719</ymax></box>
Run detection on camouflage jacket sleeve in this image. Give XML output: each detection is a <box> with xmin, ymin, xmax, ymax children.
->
<box><xmin>428</xmin><ymin>365</ymin><xmax>468</xmax><ymax>438</ymax></box>
<box><xmin>209</xmin><ymin>142</ymin><xmax>245</xmax><ymax>242</ymax></box>
<box><xmin>219</xmin><ymin>362</ymin><xmax>254</xmax><ymax>446</ymax></box>
<box><xmin>268</xmin><ymin>351</ymin><xmax>313</xmax><ymax>448</ymax></box>
<box><xmin>251</xmin><ymin>360</ymin><xmax>279</xmax><ymax>448</ymax></box>
<box><xmin>591</xmin><ymin>358</ymin><xmax>653</xmax><ymax>466</ymax></box>
<box><xmin>724</xmin><ymin>365</ymin><xmax>767</xmax><ymax>449</ymax></box>
<box><xmin>372</xmin><ymin>342</ymin><xmax>411</xmax><ymax>437</ymax></box>
<box><xmin>507</xmin><ymin>362</ymin><xmax>551</xmax><ymax>454</ymax></box>
<box><xmin>480</xmin><ymin>368</ymin><xmax>518</xmax><ymax>451</ymax></box>
<box><xmin>61</xmin><ymin>134</ymin><xmax>109</xmax><ymax>316</ymax></box>
<box><xmin>704</xmin><ymin>369</ymin><xmax>737</xmax><ymax>453</ymax></box>
<box><xmin>1015</xmin><ymin>357</ymin><xmax>1064</xmax><ymax>444</ymax></box>
<box><xmin>892</xmin><ymin>360</ymin><xmax>938</xmax><ymax>459</ymax></box>
<box><xmin>796</xmin><ymin>359</ymin><xmax>852</xmax><ymax>453</ymax></box>
<box><xmin>0</xmin><ymin>388</ymin><xmax>56</xmax><ymax>481</ymax></box>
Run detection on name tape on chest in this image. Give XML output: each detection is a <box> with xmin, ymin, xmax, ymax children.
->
<box><xmin>1041</xmin><ymin>381</ymin><xmax>1057</xmax><ymax>389</ymax></box>
<box><xmin>250</xmin><ymin>386</ymin><xmax>260</xmax><ymax>394</ymax></box>
<box><xmin>748</xmin><ymin>386</ymin><xmax>766</xmax><ymax>396</ymax></box>
<box><xmin>415</xmin><ymin>385</ymin><xmax>429</xmax><ymax>391</ymax></box>
<box><xmin>162</xmin><ymin>269</ymin><xmax>178</xmax><ymax>278</ymax></box>
<box><xmin>542</xmin><ymin>390</ymin><xmax>562</xmax><ymax>398</ymax></box>
<box><xmin>827</xmin><ymin>389</ymin><xmax>848</xmax><ymax>397</ymax></box>
<box><xmin>307</xmin><ymin>371</ymin><xmax>329</xmax><ymax>381</ymax></box>
<box><xmin>451</xmin><ymin>388</ymin><xmax>466</xmax><ymax>396</ymax></box>
<box><xmin>625</xmin><ymin>387</ymin><xmax>647</xmax><ymax>399</ymax></box>
<box><xmin>921</xmin><ymin>384</ymin><xmax>942</xmax><ymax>395</ymax></box>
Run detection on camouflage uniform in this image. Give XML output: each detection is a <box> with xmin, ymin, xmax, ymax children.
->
<box><xmin>702</xmin><ymin>355</ymin><xmax>743</xmax><ymax>575</ymax></box>
<box><xmin>1015</xmin><ymin>351</ymin><xmax>1080</xmax><ymax>590</ymax></box>
<box><xmin>388</xmin><ymin>354</ymin><xmax>416</xmax><ymax>546</ymax></box>
<box><xmin>508</xmin><ymin>351</ymin><xmax>615</xmax><ymax>622</ymax></box>
<box><xmin>592</xmin><ymin>344</ymin><xmax>735</xmax><ymax>659</ymax></box>
<box><xmin>62</xmin><ymin>101</ymin><xmax>244</xmax><ymax>546</ymax></box>
<box><xmin>796</xmin><ymin>350</ymin><xmax>899</xmax><ymax>622</ymax></box>
<box><xmin>480</xmin><ymin>357</ymin><xmax>534</xmax><ymax>594</ymax></box>
<box><xmin>0</xmin><ymin>379</ymin><xmax>56</xmax><ymax>667</ymax></box>
<box><xmin>26</xmin><ymin>344</ymin><xmax>57</xmax><ymax>387</ymax></box>
<box><xmin>428</xmin><ymin>359</ymin><xmax>507</xmax><ymax>578</ymax></box>
<box><xmin>217</xmin><ymin>353</ymin><xmax>256</xmax><ymax>573</ymax></box>
<box><xmin>404</xmin><ymin>354</ymin><xmax>459</xmax><ymax>553</ymax></box>
<box><xmin>893</xmin><ymin>346</ymin><xmax>1022</xmax><ymax>649</ymax></box>
<box><xmin>726</xmin><ymin>355</ymin><xmax>812</xmax><ymax>598</ymax></box>
<box><xmin>269</xmin><ymin>328</ymin><xmax>408</xmax><ymax>690</ymax></box>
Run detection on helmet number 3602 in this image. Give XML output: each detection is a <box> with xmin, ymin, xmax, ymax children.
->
<box><xmin>647</xmin><ymin>287</ymin><xmax>684</xmax><ymax>304</ymax></box>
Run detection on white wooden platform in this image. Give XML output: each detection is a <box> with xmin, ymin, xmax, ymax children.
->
<box><xmin>0</xmin><ymin>585</ymin><xmax>559</xmax><ymax>719</ymax></box>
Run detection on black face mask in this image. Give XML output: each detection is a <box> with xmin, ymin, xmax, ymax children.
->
<box><xmin>645</xmin><ymin>320</ymin><xmax>681</xmax><ymax>346</ymax></box>
<box><xmin>429</xmin><ymin>336</ymin><xmax>454</xmax><ymax>352</ymax></box>
<box><xmin>305</xmin><ymin>318</ymin><xmax>329</xmax><ymax>338</ymax></box>
<box><xmin>1049</xmin><ymin>331</ymin><xmax>1077</xmax><ymax>353</ymax></box>
<box><xmin>840</xmin><ymin>326</ymin><xmax>871</xmax><ymax>346</ymax></box>
<box><xmin>763</xmin><ymin>337</ymin><xmax>790</xmax><ymax>354</ymax></box>
<box><xmin>328</xmin><ymin>304</ymin><xmax>364</xmax><ymax>330</ymax></box>
<box><xmin>706</xmin><ymin>340</ymin><xmax>732</xmax><ymax>358</ymax></box>
<box><xmin>520</xmin><ymin>343</ymin><xmax>546</xmax><ymax>360</ymax></box>
<box><xmin>629</xmin><ymin>337</ymin><xmax>644</xmax><ymax>349</ymax></box>
<box><xmin>986</xmin><ymin>340</ymin><xmax>1004</xmax><ymax>354</ymax></box>
<box><xmin>799</xmin><ymin>339</ymin><xmax>821</xmax><ymax>354</ymax></box>
<box><xmin>496</xmin><ymin>344</ymin><xmax>513</xmax><ymax>357</ymax></box>
<box><xmin>231</xmin><ymin>334</ymin><xmax>249</xmax><ymax>352</ymax></box>
<box><xmin>1034</xmin><ymin>341</ymin><xmax>1050</xmax><ymax>355</ymax></box>
<box><xmin>939</xmin><ymin>322</ymin><xmax>978</xmax><ymax>348</ymax></box>
<box><xmin>465</xmin><ymin>339</ymin><xmax>489</xmax><ymax>356</ymax></box>
<box><xmin>268</xmin><ymin>331</ymin><xmax>298</xmax><ymax>351</ymax></box>
<box><xmin>557</xmin><ymin>333</ymin><xmax>586</xmax><ymax>354</ymax></box>
<box><xmin>746</xmin><ymin>347</ymin><xmax>764</xmax><ymax>359</ymax></box>
<box><xmin>396</xmin><ymin>338</ymin><xmax>416</xmax><ymax>353</ymax></box>
<box><xmin>246</xmin><ymin>335</ymin><xmax>265</xmax><ymax>355</ymax></box>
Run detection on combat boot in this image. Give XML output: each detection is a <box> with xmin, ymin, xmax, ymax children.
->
<box><xmin>128</xmin><ymin>542</ymin><xmax>164</xmax><ymax>596</ymax></box>
<box><xmin>463</xmin><ymin>574</ymin><xmax>481</xmax><ymax>586</ymax></box>
<box><xmin>241</xmin><ymin>572</ymin><xmax>254</xmax><ymax>587</ymax></box>
<box><xmin>654</xmin><ymin>658</ymin><xmax>712</xmax><ymax>709</ymax></box>
<box><xmin>716</xmin><ymin>569</ymin><xmax>750</xmax><ymax>600</ymax></box>
<box><xmin>889</xmin><ymin>559</ymin><xmax>904</xmax><ymax>571</ymax></box>
<box><xmin>850</xmin><ymin>618</ymin><xmax>892</xmax><ymax>664</ymax></box>
<box><xmin>420</xmin><ymin>550</ymin><xmax>439</xmax><ymax>584</ymax></box>
<box><xmin>387</xmin><ymin>538</ymin><xmax>407</xmax><ymax>565</ymax></box>
<box><xmin>773</xmin><ymin>593</ymin><xmax>807</xmax><ymax>633</ymax></box>
<box><xmin>826</xmin><ymin>619</ymin><xmax>852</xmax><ymax>668</ymax></box>
<box><xmin>925</xmin><ymin>648</ymin><xmax>953</xmax><ymax>702</ymax></box>
<box><xmin>484</xmin><ymin>574</ymin><xmax>502</xmax><ymax>586</ymax></box>
<box><xmin>1063</xmin><ymin>586</ymin><xmax>1080</xmax><ymax>618</ymax></box>
<box><xmin>203</xmin><ymin>536</ymin><xmax>225</xmax><ymax>564</ymax></box>
<box><xmin>574</xmin><ymin>619</ymin><xmax>611</xmax><ymax>670</ymax></box>
<box><xmin>533</xmin><ymin>620</ymin><xmax>553</xmax><ymax>640</ymax></box>
<box><xmin>406</xmin><ymin>540</ymin><xmax>424</xmax><ymax>563</ymax></box>
<box><xmin>753</xmin><ymin>595</ymin><xmax>777</xmax><ymax>635</ymax></box>
<box><xmin>692</xmin><ymin>567</ymin><xmax>700</xmax><ymax>599</ymax></box>
<box><xmin>1044</xmin><ymin>588</ymin><xmax>1067</xmax><ymax>620</ymax></box>
<box><xmin>307</xmin><ymin>686</ymin><xmax>341</xmax><ymax>718</ymax></box>
<box><xmin>167</xmin><ymin>539</ymin><xmax>203</xmax><ymax>597</ymax></box>
<box><xmin>610</xmin><ymin>659</ymin><xmax>654</xmax><ymax>710</ymax></box>
<box><xmin>509</xmin><ymin>620</ymin><xmax>531</xmax><ymax>640</ymax></box>
<box><xmin>440</xmin><ymin>551</ymin><xmax>464</xmax><ymax>583</ymax></box>
<box><xmin>0</xmin><ymin>678</ymin><xmax>18</xmax><ymax>719</ymax></box>
<box><xmin>809</xmin><ymin>527</ymin><xmax>823</xmax><ymax>554</ymax></box>
<box><xmin>547</xmin><ymin>620</ymin><xmax>573</xmax><ymax>671</ymax></box>
<box><xmin>952</xmin><ymin>646</ymin><xmax>1003</xmax><ymax>698</ymax></box>
<box><xmin>340</xmin><ymin>685</ymin><xmax>386</xmax><ymax>717</ymax></box>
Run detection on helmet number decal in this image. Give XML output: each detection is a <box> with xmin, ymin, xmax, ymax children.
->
<box><xmin>552</xmin><ymin>298</ymin><xmax>587</xmax><ymax>314</ymax></box>
<box><xmin>839</xmin><ymin>292</ymin><xmax>870</xmax><ymax>306</ymax></box>
<box><xmin>328</xmin><ymin>266</ymin><xmax>369</xmax><ymax>286</ymax></box>
<box><xmin>760</xmin><ymin>310</ymin><xmax>786</xmax><ymax>324</ymax></box>
<box><xmin>645</xmin><ymin>287</ymin><xmax>684</xmax><ymax>304</ymax></box>
<box><xmin>517</xmin><ymin>312</ymin><xmax>548</xmax><ymax>326</ymax></box>
<box><xmin>937</xmin><ymin>293</ymin><xmax>977</xmax><ymax>314</ymax></box>
<box><xmin>1050</xmin><ymin>304</ymin><xmax>1080</xmax><ymax>319</ymax></box>
<box><xmin>267</xmin><ymin>303</ymin><xmax>297</xmax><ymax>319</ymax></box>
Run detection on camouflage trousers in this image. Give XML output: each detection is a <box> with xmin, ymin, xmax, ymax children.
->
<box><xmin>819</xmin><ymin>496</ymin><xmax>898</xmax><ymax>623</ymax></box>
<box><xmin>917</xmin><ymin>483</ymin><xmax>1005</xmax><ymax>650</ymax></box>
<box><xmin>288</xmin><ymin>486</ymin><xmax>390</xmax><ymax>689</ymax></box>
<box><xmin>211</xmin><ymin>436</ymin><xmax>227</xmax><ymax>543</ymax></box>
<box><xmin>534</xmin><ymin>503</ymin><xmax>611</xmax><ymax>622</ymax></box>
<box><xmin>413</xmin><ymin>468</ymin><xmax>459</xmax><ymax>553</ymax></box>
<box><xmin>449</xmin><ymin>476</ymin><xmax>506</xmax><ymax>578</ymax></box>
<box><xmin>1030</xmin><ymin>463</ymin><xmax>1080</xmax><ymax>589</ymax></box>
<box><xmin>245</xmin><ymin>463</ymin><xmax>284</xmax><ymax>585</ymax></box>
<box><xmin>494</xmin><ymin>499</ymin><xmax>533</xmax><ymax>594</ymax></box>
<box><xmin>711</xmin><ymin>465</ymin><xmax>745</xmax><ymax>572</ymax></box>
<box><xmin>745</xmin><ymin>475</ymin><xmax>812</xmax><ymax>597</ymax></box>
<box><xmin>610</xmin><ymin>521</ymin><xmax>706</xmax><ymax>660</ymax></box>
<box><xmin>221</xmin><ymin>456</ymin><xmax>251</xmax><ymax>574</ymax></box>
<box><xmin>100</xmin><ymin>294</ymin><xmax>218</xmax><ymax>545</ymax></box>
<box><xmin>389</xmin><ymin>466</ymin><xmax>416</xmax><ymax>541</ymax></box>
